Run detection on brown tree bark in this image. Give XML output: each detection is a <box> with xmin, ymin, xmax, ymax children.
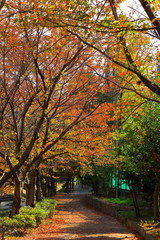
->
<box><xmin>153</xmin><ymin>177</ymin><xmax>160</xmax><ymax>221</ymax></box>
<box><xmin>10</xmin><ymin>175</ymin><xmax>22</xmax><ymax>216</ymax></box>
<box><xmin>139</xmin><ymin>0</ymin><xmax>160</xmax><ymax>37</ymax></box>
<box><xmin>36</xmin><ymin>169</ymin><xmax>43</xmax><ymax>202</ymax></box>
<box><xmin>50</xmin><ymin>176</ymin><xmax>57</xmax><ymax>196</ymax></box>
<box><xmin>26</xmin><ymin>169</ymin><xmax>36</xmax><ymax>207</ymax></box>
<box><xmin>0</xmin><ymin>0</ymin><xmax>5</xmax><ymax>11</ymax></box>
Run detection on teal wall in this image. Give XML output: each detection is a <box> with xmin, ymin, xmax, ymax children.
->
<box><xmin>110</xmin><ymin>174</ymin><xmax>130</xmax><ymax>190</ymax></box>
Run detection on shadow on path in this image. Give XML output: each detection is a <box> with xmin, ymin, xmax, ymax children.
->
<box><xmin>18</xmin><ymin>189</ymin><xmax>143</xmax><ymax>240</ymax></box>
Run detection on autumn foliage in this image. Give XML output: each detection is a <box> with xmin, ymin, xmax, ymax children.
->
<box><xmin>0</xmin><ymin>0</ymin><xmax>160</xmax><ymax>220</ymax></box>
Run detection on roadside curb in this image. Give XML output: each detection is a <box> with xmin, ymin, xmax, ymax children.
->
<box><xmin>85</xmin><ymin>194</ymin><xmax>156</xmax><ymax>240</ymax></box>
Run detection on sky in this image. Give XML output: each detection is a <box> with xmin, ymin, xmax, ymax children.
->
<box><xmin>120</xmin><ymin>0</ymin><xmax>160</xmax><ymax>50</ymax></box>
<box><xmin>120</xmin><ymin>0</ymin><xmax>145</xmax><ymax>18</ymax></box>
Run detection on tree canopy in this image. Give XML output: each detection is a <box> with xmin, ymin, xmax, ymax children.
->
<box><xmin>0</xmin><ymin>0</ymin><xmax>160</xmax><ymax>219</ymax></box>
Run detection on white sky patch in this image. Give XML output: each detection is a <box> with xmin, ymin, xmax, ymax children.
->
<box><xmin>119</xmin><ymin>0</ymin><xmax>160</xmax><ymax>50</ymax></box>
<box><xmin>120</xmin><ymin>0</ymin><xmax>146</xmax><ymax>19</ymax></box>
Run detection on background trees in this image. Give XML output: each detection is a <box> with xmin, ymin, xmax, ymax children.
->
<box><xmin>115</xmin><ymin>102</ymin><xmax>160</xmax><ymax>220</ymax></box>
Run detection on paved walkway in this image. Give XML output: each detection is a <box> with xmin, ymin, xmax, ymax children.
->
<box><xmin>17</xmin><ymin>191</ymin><xmax>143</xmax><ymax>240</ymax></box>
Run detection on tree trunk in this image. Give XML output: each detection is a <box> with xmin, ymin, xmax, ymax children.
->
<box><xmin>71</xmin><ymin>177</ymin><xmax>74</xmax><ymax>190</ymax></box>
<box><xmin>36</xmin><ymin>170</ymin><xmax>43</xmax><ymax>202</ymax></box>
<box><xmin>130</xmin><ymin>187</ymin><xmax>141</xmax><ymax>218</ymax></box>
<box><xmin>128</xmin><ymin>181</ymin><xmax>141</xmax><ymax>218</ymax></box>
<box><xmin>116</xmin><ymin>176</ymin><xmax>120</xmax><ymax>198</ymax></box>
<box><xmin>26</xmin><ymin>169</ymin><xmax>36</xmax><ymax>207</ymax></box>
<box><xmin>41</xmin><ymin>176</ymin><xmax>47</xmax><ymax>197</ymax></box>
<box><xmin>66</xmin><ymin>178</ymin><xmax>70</xmax><ymax>194</ymax></box>
<box><xmin>46</xmin><ymin>176</ymin><xmax>50</xmax><ymax>197</ymax></box>
<box><xmin>50</xmin><ymin>176</ymin><xmax>56</xmax><ymax>196</ymax></box>
<box><xmin>10</xmin><ymin>176</ymin><xmax>22</xmax><ymax>216</ymax></box>
<box><xmin>153</xmin><ymin>177</ymin><xmax>160</xmax><ymax>222</ymax></box>
<box><xmin>93</xmin><ymin>178</ymin><xmax>99</xmax><ymax>195</ymax></box>
<box><xmin>80</xmin><ymin>176</ymin><xmax>84</xmax><ymax>188</ymax></box>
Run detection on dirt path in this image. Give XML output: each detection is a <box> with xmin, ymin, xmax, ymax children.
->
<box><xmin>17</xmin><ymin>192</ymin><xmax>143</xmax><ymax>240</ymax></box>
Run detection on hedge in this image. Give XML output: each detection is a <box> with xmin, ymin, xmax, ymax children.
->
<box><xmin>0</xmin><ymin>198</ymin><xmax>57</xmax><ymax>240</ymax></box>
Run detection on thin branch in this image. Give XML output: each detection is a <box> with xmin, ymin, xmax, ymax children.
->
<box><xmin>0</xmin><ymin>0</ymin><xmax>5</xmax><ymax>11</ymax></box>
<box><xmin>139</xmin><ymin>0</ymin><xmax>160</xmax><ymax>38</ymax></box>
<box><xmin>121</xmin><ymin>100</ymin><xmax>149</xmax><ymax>125</ymax></box>
<box><xmin>88</xmin><ymin>65</ymin><xmax>160</xmax><ymax>103</ymax></box>
<box><xmin>68</xmin><ymin>30</ymin><xmax>160</xmax><ymax>97</ymax></box>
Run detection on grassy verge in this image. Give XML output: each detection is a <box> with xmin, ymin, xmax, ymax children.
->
<box><xmin>100</xmin><ymin>197</ymin><xmax>145</xmax><ymax>207</ymax></box>
<box><xmin>118</xmin><ymin>209</ymin><xmax>160</xmax><ymax>239</ymax></box>
<box><xmin>101</xmin><ymin>197</ymin><xmax>152</xmax><ymax>221</ymax></box>
<box><xmin>100</xmin><ymin>197</ymin><xmax>160</xmax><ymax>239</ymax></box>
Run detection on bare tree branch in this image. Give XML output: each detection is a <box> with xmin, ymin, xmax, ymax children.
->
<box><xmin>68</xmin><ymin>30</ymin><xmax>160</xmax><ymax>97</ymax></box>
<box><xmin>139</xmin><ymin>0</ymin><xmax>160</xmax><ymax>38</ymax></box>
<box><xmin>0</xmin><ymin>0</ymin><xmax>5</xmax><ymax>11</ymax></box>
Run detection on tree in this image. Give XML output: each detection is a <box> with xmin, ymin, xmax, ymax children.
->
<box><xmin>115</xmin><ymin>101</ymin><xmax>160</xmax><ymax>220</ymax></box>
<box><xmin>3</xmin><ymin>0</ymin><xmax>159</xmax><ymax>101</ymax></box>
<box><xmin>59</xmin><ymin>0</ymin><xmax>160</xmax><ymax>100</ymax></box>
<box><xmin>0</xmin><ymin>0</ymin><xmax>159</xmax><ymax>216</ymax></box>
<box><xmin>0</xmin><ymin>4</ymin><xmax>116</xmax><ymax>214</ymax></box>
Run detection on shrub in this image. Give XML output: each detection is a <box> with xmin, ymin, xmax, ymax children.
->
<box><xmin>20</xmin><ymin>206</ymin><xmax>47</xmax><ymax>225</ymax></box>
<box><xmin>0</xmin><ymin>211</ymin><xmax>9</xmax><ymax>218</ymax></box>
<box><xmin>13</xmin><ymin>214</ymin><xmax>36</xmax><ymax>230</ymax></box>
<box><xmin>0</xmin><ymin>217</ymin><xmax>19</xmax><ymax>240</ymax></box>
<box><xmin>0</xmin><ymin>198</ymin><xmax>57</xmax><ymax>239</ymax></box>
<box><xmin>35</xmin><ymin>198</ymin><xmax>57</xmax><ymax>218</ymax></box>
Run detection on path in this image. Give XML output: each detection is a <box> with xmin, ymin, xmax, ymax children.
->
<box><xmin>17</xmin><ymin>191</ymin><xmax>143</xmax><ymax>240</ymax></box>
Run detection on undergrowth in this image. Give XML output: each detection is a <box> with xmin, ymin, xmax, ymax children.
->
<box><xmin>102</xmin><ymin>197</ymin><xmax>160</xmax><ymax>239</ymax></box>
<box><xmin>100</xmin><ymin>197</ymin><xmax>145</xmax><ymax>207</ymax></box>
<box><xmin>0</xmin><ymin>198</ymin><xmax>57</xmax><ymax>240</ymax></box>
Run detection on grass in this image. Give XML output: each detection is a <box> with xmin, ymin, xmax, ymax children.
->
<box><xmin>118</xmin><ymin>210</ymin><xmax>160</xmax><ymax>239</ymax></box>
<box><xmin>117</xmin><ymin>207</ymin><xmax>153</xmax><ymax>220</ymax></box>
<box><xmin>117</xmin><ymin>209</ymin><xmax>136</xmax><ymax>219</ymax></box>
<box><xmin>101</xmin><ymin>197</ymin><xmax>153</xmax><ymax>221</ymax></box>
<box><xmin>100</xmin><ymin>197</ymin><xmax>160</xmax><ymax>239</ymax></box>
<box><xmin>101</xmin><ymin>198</ymin><xmax>160</xmax><ymax>240</ymax></box>
<box><xmin>100</xmin><ymin>197</ymin><xmax>145</xmax><ymax>207</ymax></box>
